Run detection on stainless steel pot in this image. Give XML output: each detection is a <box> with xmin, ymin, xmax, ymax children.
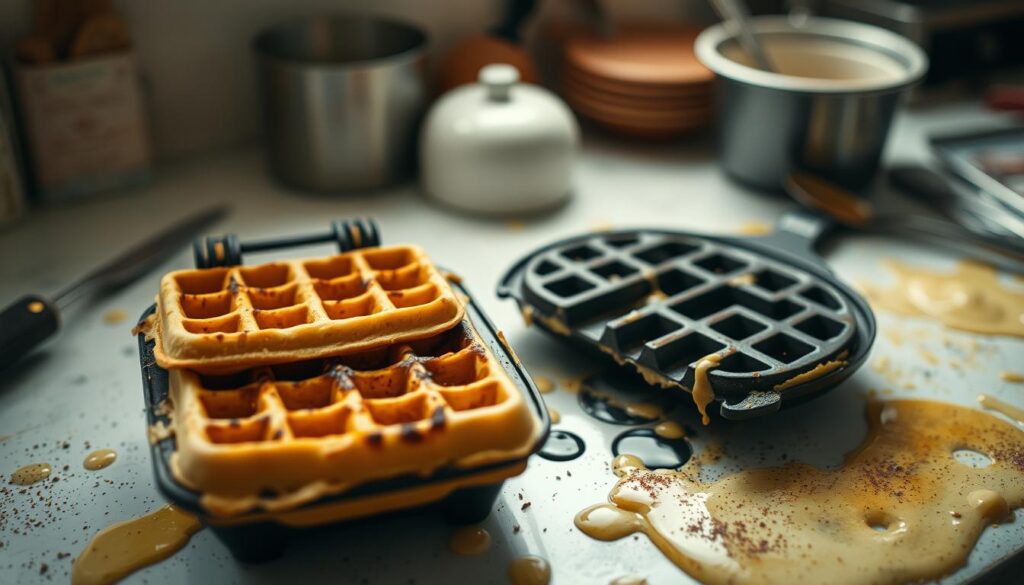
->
<box><xmin>695</xmin><ymin>16</ymin><xmax>927</xmax><ymax>192</ymax></box>
<box><xmin>255</xmin><ymin>17</ymin><xmax>428</xmax><ymax>192</ymax></box>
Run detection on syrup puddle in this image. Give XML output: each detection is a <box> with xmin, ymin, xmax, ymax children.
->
<box><xmin>448</xmin><ymin>526</ymin><xmax>491</xmax><ymax>555</ymax></box>
<box><xmin>653</xmin><ymin>421</ymin><xmax>685</xmax><ymax>440</ymax></box>
<box><xmin>103</xmin><ymin>308</ymin><xmax>128</xmax><ymax>325</ymax></box>
<box><xmin>508</xmin><ymin>555</ymin><xmax>551</xmax><ymax>585</ymax></box>
<box><xmin>735</xmin><ymin>221</ymin><xmax>772</xmax><ymax>236</ymax></box>
<box><xmin>84</xmin><ymin>449</ymin><xmax>117</xmax><ymax>471</ymax></box>
<box><xmin>535</xmin><ymin>376</ymin><xmax>555</xmax><ymax>394</ymax></box>
<box><xmin>579</xmin><ymin>373</ymin><xmax>669</xmax><ymax>426</ymax></box>
<box><xmin>612</xmin><ymin>428</ymin><xmax>692</xmax><ymax>470</ymax></box>
<box><xmin>561</xmin><ymin>376</ymin><xmax>583</xmax><ymax>393</ymax></box>
<box><xmin>1000</xmin><ymin>371</ymin><xmax>1024</xmax><ymax>384</ymax></box>
<box><xmin>10</xmin><ymin>463</ymin><xmax>52</xmax><ymax>485</ymax></box>
<box><xmin>72</xmin><ymin>504</ymin><xmax>201</xmax><ymax>585</ymax></box>
<box><xmin>978</xmin><ymin>394</ymin><xmax>1024</xmax><ymax>425</ymax></box>
<box><xmin>539</xmin><ymin>430</ymin><xmax>586</xmax><ymax>462</ymax></box>
<box><xmin>625</xmin><ymin>403</ymin><xmax>664</xmax><ymax>421</ymax></box>
<box><xmin>862</xmin><ymin>260</ymin><xmax>1024</xmax><ymax>337</ymax></box>
<box><xmin>577</xmin><ymin>399</ymin><xmax>1024</xmax><ymax>584</ymax></box>
<box><xmin>547</xmin><ymin>406</ymin><xmax>561</xmax><ymax>424</ymax></box>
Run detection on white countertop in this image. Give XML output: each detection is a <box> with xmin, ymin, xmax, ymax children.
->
<box><xmin>1</xmin><ymin>101</ymin><xmax>1022</xmax><ymax>584</ymax></box>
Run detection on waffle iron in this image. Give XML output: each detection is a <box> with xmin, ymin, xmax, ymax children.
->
<box><xmin>138</xmin><ymin>220</ymin><xmax>550</xmax><ymax>562</ymax></box>
<box><xmin>498</xmin><ymin>211</ymin><xmax>876</xmax><ymax>420</ymax></box>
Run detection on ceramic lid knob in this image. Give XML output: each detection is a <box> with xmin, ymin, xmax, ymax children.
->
<box><xmin>480</xmin><ymin>64</ymin><xmax>519</xmax><ymax>102</ymax></box>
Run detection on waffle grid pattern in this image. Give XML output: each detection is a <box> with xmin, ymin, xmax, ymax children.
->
<box><xmin>170</xmin><ymin>322</ymin><xmax>540</xmax><ymax>498</ymax></box>
<box><xmin>155</xmin><ymin>245</ymin><xmax>463</xmax><ymax>371</ymax></box>
<box><xmin>521</xmin><ymin>232</ymin><xmax>857</xmax><ymax>396</ymax></box>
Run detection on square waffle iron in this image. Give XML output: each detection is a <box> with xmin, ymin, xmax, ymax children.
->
<box><xmin>498</xmin><ymin>211</ymin><xmax>876</xmax><ymax>420</ymax></box>
<box><xmin>139</xmin><ymin>220</ymin><xmax>550</xmax><ymax>562</ymax></box>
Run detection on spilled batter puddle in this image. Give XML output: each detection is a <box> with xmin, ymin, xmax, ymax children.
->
<box><xmin>578</xmin><ymin>372</ymin><xmax>670</xmax><ymax>426</ymax></box>
<box><xmin>862</xmin><ymin>260</ymin><xmax>1024</xmax><ymax>338</ymax></box>
<box><xmin>448</xmin><ymin>526</ymin><xmax>491</xmax><ymax>556</ymax></box>
<box><xmin>576</xmin><ymin>399</ymin><xmax>1024</xmax><ymax>584</ymax></box>
<box><xmin>72</xmin><ymin>505</ymin><xmax>201</xmax><ymax>585</ymax></box>
<box><xmin>611</xmin><ymin>428</ymin><xmax>692</xmax><ymax>470</ymax></box>
<box><xmin>9</xmin><ymin>463</ymin><xmax>52</xmax><ymax>485</ymax></box>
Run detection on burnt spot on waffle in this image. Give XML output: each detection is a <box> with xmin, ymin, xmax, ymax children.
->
<box><xmin>155</xmin><ymin>245</ymin><xmax>465</xmax><ymax>371</ymax></box>
<box><xmin>400</xmin><ymin>423</ymin><xmax>424</xmax><ymax>443</ymax></box>
<box><xmin>431</xmin><ymin>405</ymin><xmax>447</xmax><ymax>430</ymax></box>
<box><xmin>364</xmin><ymin>430</ymin><xmax>384</xmax><ymax>447</ymax></box>
<box><xmin>515</xmin><ymin>231</ymin><xmax>860</xmax><ymax>401</ymax></box>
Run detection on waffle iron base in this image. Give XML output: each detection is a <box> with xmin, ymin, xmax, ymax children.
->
<box><xmin>138</xmin><ymin>282</ymin><xmax>550</xmax><ymax>563</ymax></box>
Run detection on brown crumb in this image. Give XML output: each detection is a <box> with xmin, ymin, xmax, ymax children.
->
<box><xmin>521</xmin><ymin>502</ymin><xmax>531</xmax><ymax>511</ymax></box>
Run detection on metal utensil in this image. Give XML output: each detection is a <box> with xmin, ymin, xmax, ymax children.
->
<box><xmin>888</xmin><ymin>165</ymin><xmax>1024</xmax><ymax>240</ymax></box>
<box><xmin>255</xmin><ymin>16</ymin><xmax>428</xmax><ymax>192</ymax></box>
<box><xmin>708</xmin><ymin>0</ymin><xmax>775</xmax><ymax>72</ymax></box>
<box><xmin>0</xmin><ymin>205</ymin><xmax>229</xmax><ymax>370</ymax></box>
<box><xmin>785</xmin><ymin>172</ymin><xmax>1024</xmax><ymax>273</ymax></box>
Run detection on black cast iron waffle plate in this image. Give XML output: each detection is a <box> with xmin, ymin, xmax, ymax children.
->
<box><xmin>138</xmin><ymin>280</ymin><xmax>550</xmax><ymax>563</ymax></box>
<box><xmin>498</xmin><ymin>214</ymin><xmax>876</xmax><ymax>420</ymax></box>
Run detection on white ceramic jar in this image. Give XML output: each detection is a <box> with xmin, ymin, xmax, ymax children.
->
<box><xmin>420</xmin><ymin>64</ymin><xmax>580</xmax><ymax>215</ymax></box>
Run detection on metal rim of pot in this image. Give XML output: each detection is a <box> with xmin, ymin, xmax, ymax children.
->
<box><xmin>694</xmin><ymin>16</ymin><xmax>929</xmax><ymax>95</ymax></box>
<box><xmin>253</xmin><ymin>15</ymin><xmax>429</xmax><ymax>70</ymax></box>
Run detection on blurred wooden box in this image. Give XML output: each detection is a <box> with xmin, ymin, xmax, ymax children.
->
<box><xmin>13</xmin><ymin>51</ymin><xmax>151</xmax><ymax>203</ymax></box>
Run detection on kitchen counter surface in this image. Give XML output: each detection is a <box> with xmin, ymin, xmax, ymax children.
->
<box><xmin>1</xmin><ymin>100</ymin><xmax>1022</xmax><ymax>584</ymax></box>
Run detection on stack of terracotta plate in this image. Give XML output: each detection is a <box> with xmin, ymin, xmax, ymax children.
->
<box><xmin>561</xmin><ymin>23</ymin><xmax>714</xmax><ymax>139</ymax></box>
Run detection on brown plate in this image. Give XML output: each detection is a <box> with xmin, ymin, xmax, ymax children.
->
<box><xmin>564</xmin><ymin>23</ymin><xmax>713</xmax><ymax>87</ymax></box>
<box><xmin>562</xmin><ymin>76</ymin><xmax>712</xmax><ymax>111</ymax></box>
<box><xmin>575</xmin><ymin>112</ymin><xmax>708</xmax><ymax>139</ymax></box>
<box><xmin>564</xmin><ymin>64</ymin><xmax>713</xmax><ymax>100</ymax></box>
<box><xmin>565</xmin><ymin>89</ymin><xmax>713</xmax><ymax>126</ymax></box>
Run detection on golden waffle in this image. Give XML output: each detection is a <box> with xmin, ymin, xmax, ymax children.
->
<box><xmin>168</xmin><ymin>318</ymin><xmax>542</xmax><ymax>516</ymax></box>
<box><xmin>152</xmin><ymin>245</ymin><xmax>464</xmax><ymax>372</ymax></box>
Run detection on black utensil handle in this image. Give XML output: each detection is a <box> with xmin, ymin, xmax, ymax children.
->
<box><xmin>194</xmin><ymin>219</ymin><xmax>380</xmax><ymax>268</ymax></box>
<box><xmin>0</xmin><ymin>295</ymin><xmax>60</xmax><ymax>370</ymax></box>
<box><xmin>490</xmin><ymin>0</ymin><xmax>537</xmax><ymax>43</ymax></box>
<box><xmin>750</xmin><ymin>210</ymin><xmax>838</xmax><ymax>271</ymax></box>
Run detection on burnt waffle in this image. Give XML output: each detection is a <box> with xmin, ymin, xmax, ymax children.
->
<box><xmin>167</xmin><ymin>318</ymin><xmax>542</xmax><ymax>516</ymax></box>
<box><xmin>152</xmin><ymin>245</ymin><xmax>464</xmax><ymax>372</ymax></box>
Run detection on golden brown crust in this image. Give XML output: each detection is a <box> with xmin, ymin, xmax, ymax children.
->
<box><xmin>168</xmin><ymin>317</ymin><xmax>541</xmax><ymax>516</ymax></box>
<box><xmin>153</xmin><ymin>245</ymin><xmax>465</xmax><ymax>372</ymax></box>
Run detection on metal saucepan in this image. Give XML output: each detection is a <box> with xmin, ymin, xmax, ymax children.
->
<box><xmin>255</xmin><ymin>16</ymin><xmax>428</xmax><ymax>192</ymax></box>
<box><xmin>695</xmin><ymin>16</ymin><xmax>928</xmax><ymax>193</ymax></box>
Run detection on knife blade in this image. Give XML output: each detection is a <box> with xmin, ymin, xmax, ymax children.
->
<box><xmin>0</xmin><ymin>205</ymin><xmax>230</xmax><ymax>370</ymax></box>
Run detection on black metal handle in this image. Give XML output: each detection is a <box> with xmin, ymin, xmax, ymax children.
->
<box><xmin>489</xmin><ymin>0</ymin><xmax>537</xmax><ymax>43</ymax></box>
<box><xmin>194</xmin><ymin>219</ymin><xmax>380</xmax><ymax>268</ymax></box>
<box><xmin>747</xmin><ymin>210</ymin><xmax>837</xmax><ymax>272</ymax></box>
<box><xmin>0</xmin><ymin>295</ymin><xmax>60</xmax><ymax>370</ymax></box>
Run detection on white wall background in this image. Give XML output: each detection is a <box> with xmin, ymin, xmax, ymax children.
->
<box><xmin>0</xmin><ymin>0</ymin><xmax>720</xmax><ymax>161</ymax></box>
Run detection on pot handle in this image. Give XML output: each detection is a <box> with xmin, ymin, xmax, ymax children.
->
<box><xmin>747</xmin><ymin>210</ymin><xmax>838</xmax><ymax>272</ymax></box>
